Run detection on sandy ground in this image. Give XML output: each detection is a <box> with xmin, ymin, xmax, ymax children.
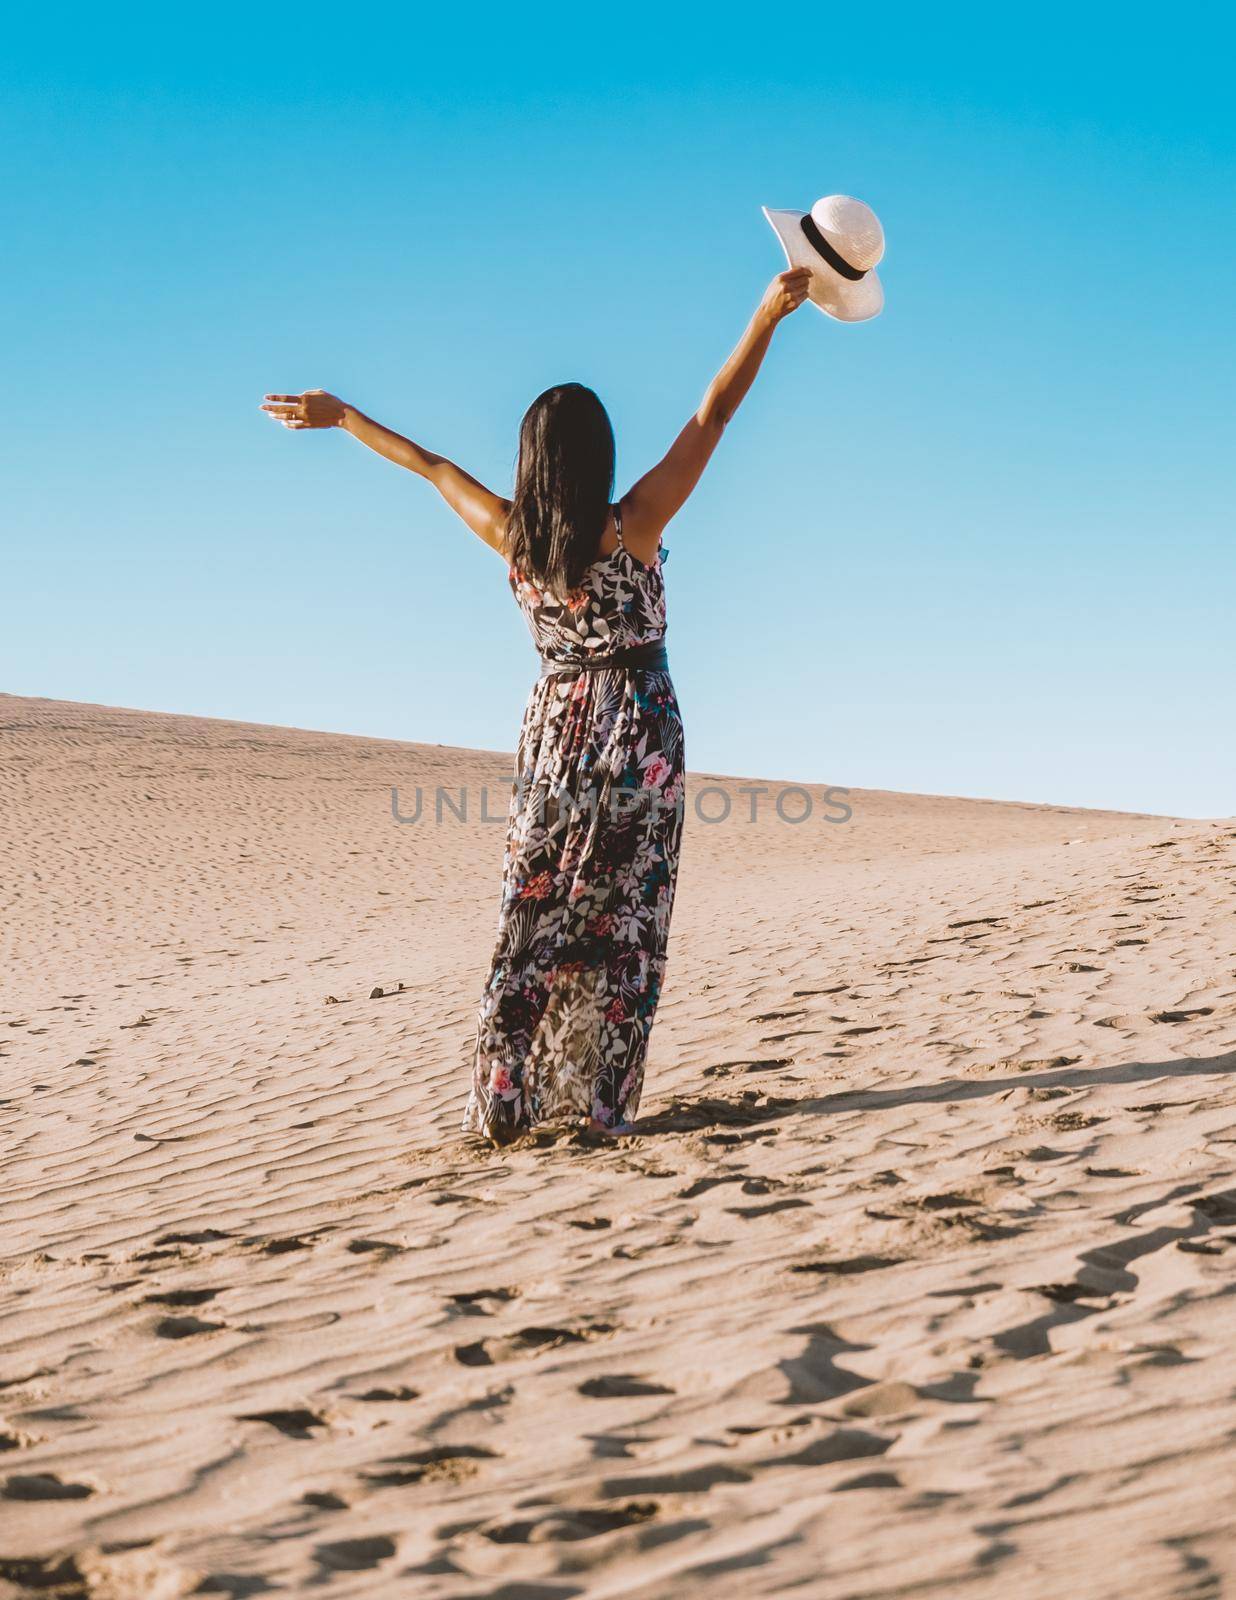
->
<box><xmin>1</xmin><ymin>691</ymin><xmax>1234</xmax><ymax>1600</ymax></box>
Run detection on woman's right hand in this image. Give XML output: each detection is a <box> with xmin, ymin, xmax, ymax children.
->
<box><xmin>261</xmin><ymin>390</ymin><xmax>348</xmax><ymax>429</ymax></box>
<box><xmin>759</xmin><ymin>268</ymin><xmax>812</xmax><ymax>326</ymax></box>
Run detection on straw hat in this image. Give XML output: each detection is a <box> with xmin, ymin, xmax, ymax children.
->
<box><xmin>762</xmin><ymin>194</ymin><xmax>885</xmax><ymax>322</ymax></box>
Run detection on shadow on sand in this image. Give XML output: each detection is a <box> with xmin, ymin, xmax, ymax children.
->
<box><xmin>474</xmin><ymin>1050</ymin><xmax>1235</xmax><ymax>1156</ymax></box>
<box><xmin>800</xmin><ymin>1048</ymin><xmax>1236</xmax><ymax>1117</ymax></box>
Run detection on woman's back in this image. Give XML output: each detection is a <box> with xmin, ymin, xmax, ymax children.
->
<box><xmin>509</xmin><ymin>504</ymin><xmax>667</xmax><ymax>667</ymax></box>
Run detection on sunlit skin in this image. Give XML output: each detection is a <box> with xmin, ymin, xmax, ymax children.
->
<box><xmin>261</xmin><ymin>268</ymin><xmax>810</xmax><ymax>1136</ymax></box>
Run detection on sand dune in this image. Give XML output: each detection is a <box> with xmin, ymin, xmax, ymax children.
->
<box><xmin>1</xmin><ymin>692</ymin><xmax>1234</xmax><ymax>1598</ymax></box>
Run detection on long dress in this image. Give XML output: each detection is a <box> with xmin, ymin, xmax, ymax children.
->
<box><xmin>461</xmin><ymin>504</ymin><xmax>685</xmax><ymax>1142</ymax></box>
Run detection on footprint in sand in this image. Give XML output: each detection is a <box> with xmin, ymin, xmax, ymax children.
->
<box><xmin>2</xmin><ymin>1471</ymin><xmax>95</xmax><ymax>1500</ymax></box>
<box><xmin>455</xmin><ymin>1321</ymin><xmax>616</xmax><ymax>1366</ymax></box>
<box><xmin>791</xmin><ymin>1254</ymin><xmax>905</xmax><ymax>1277</ymax></box>
<box><xmin>301</xmin><ymin>1490</ymin><xmax>349</xmax><ymax>1510</ymax></box>
<box><xmin>237</xmin><ymin>1408</ymin><xmax>327</xmax><ymax>1439</ymax></box>
<box><xmin>254</xmin><ymin>1234</ymin><xmax>320</xmax><ymax>1255</ymax></box>
<box><xmin>640</xmin><ymin>1092</ymin><xmax>794</xmax><ymax>1136</ymax></box>
<box><xmin>704</xmin><ymin>1057</ymin><xmax>794</xmax><ymax>1078</ymax></box>
<box><xmin>725</xmin><ymin>1198</ymin><xmax>811</xmax><ymax>1219</ymax></box>
<box><xmin>764</xmin><ymin>1426</ymin><xmax>892</xmax><ymax>1470</ymax></box>
<box><xmin>153</xmin><ymin>1229</ymin><xmax>230</xmax><ymax>1247</ymax></box>
<box><xmin>918</xmin><ymin>1192</ymin><xmax>981</xmax><ymax>1211</ymax></box>
<box><xmin>479</xmin><ymin>1501</ymin><xmax>657</xmax><ymax>1544</ymax></box>
<box><xmin>0</xmin><ymin>1558</ymin><xmax>88</xmax><ymax>1591</ymax></box>
<box><xmin>1051</xmin><ymin>1111</ymin><xmax>1104</xmax><ymax>1131</ymax></box>
<box><xmin>153</xmin><ymin>1315</ymin><xmax>226</xmax><ymax>1339</ymax></box>
<box><xmin>1034</xmin><ymin>1281</ymin><xmax>1113</xmax><ymax>1306</ymax></box>
<box><xmin>194</xmin><ymin>1573</ymin><xmax>274</xmax><ymax>1595</ymax></box>
<box><xmin>740</xmin><ymin>1177</ymin><xmax>786</xmax><ymax>1195</ymax></box>
<box><xmin>577</xmin><ymin>1374</ymin><xmax>676</xmax><ymax>1398</ymax></box>
<box><xmin>836</xmin><ymin>1469</ymin><xmax>902</xmax><ymax>1490</ymax></box>
<box><xmin>993</xmin><ymin>1056</ymin><xmax>1082</xmax><ymax>1074</ymax></box>
<box><xmin>586</xmin><ymin>1432</ymin><xmax>663</xmax><ymax>1461</ymax></box>
<box><xmin>353</xmin><ymin>1386</ymin><xmax>419</xmax><ymax>1402</ymax></box>
<box><xmin>312</xmin><ymin>1537</ymin><xmax>396</xmax><ymax>1574</ymax></box>
<box><xmin>597</xmin><ymin>1463</ymin><xmax>750</xmax><ymax>1495</ymax></box>
<box><xmin>360</xmin><ymin>1444</ymin><xmax>498</xmax><ymax>1488</ymax></box>
<box><xmin>677</xmin><ymin>1174</ymin><xmax>746</xmax><ymax>1199</ymax></box>
<box><xmin>611</xmin><ymin>1237</ymin><xmax>680</xmax><ymax>1259</ymax></box>
<box><xmin>142</xmin><ymin>1287</ymin><xmax>220</xmax><ymax>1308</ymax></box>
<box><xmin>446</xmin><ymin>1287</ymin><xmax>520</xmax><ymax>1317</ymax></box>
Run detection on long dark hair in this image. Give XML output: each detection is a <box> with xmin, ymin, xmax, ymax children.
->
<box><xmin>506</xmin><ymin>383</ymin><xmax>615</xmax><ymax>593</ymax></box>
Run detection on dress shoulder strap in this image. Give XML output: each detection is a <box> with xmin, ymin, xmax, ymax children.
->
<box><xmin>613</xmin><ymin>502</ymin><xmax>625</xmax><ymax>550</ymax></box>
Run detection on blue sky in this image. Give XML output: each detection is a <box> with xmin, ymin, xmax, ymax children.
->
<box><xmin>4</xmin><ymin>3</ymin><xmax>1233</xmax><ymax>816</ymax></box>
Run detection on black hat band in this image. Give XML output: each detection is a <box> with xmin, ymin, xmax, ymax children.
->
<box><xmin>800</xmin><ymin>213</ymin><xmax>868</xmax><ymax>282</ymax></box>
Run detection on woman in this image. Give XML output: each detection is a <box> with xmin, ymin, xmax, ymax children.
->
<box><xmin>262</xmin><ymin>266</ymin><xmax>811</xmax><ymax>1144</ymax></box>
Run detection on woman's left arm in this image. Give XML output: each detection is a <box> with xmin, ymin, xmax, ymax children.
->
<box><xmin>261</xmin><ymin>390</ymin><xmax>510</xmax><ymax>554</ymax></box>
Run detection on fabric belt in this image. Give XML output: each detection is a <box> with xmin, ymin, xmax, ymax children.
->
<box><xmin>539</xmin><ymin>639</ymin><xmax>669</xmax><ymax>679</ymax></box>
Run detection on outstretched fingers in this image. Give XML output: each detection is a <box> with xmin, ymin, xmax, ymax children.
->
<box><xmin>260</xmin><ymin>390</ymin><xmax>344</xmax><ymax>429</ymax></box>
<box><xmin>261</xmin><ymin>397</ymin><xmax>305</xmax><ymax>428</ymax></box>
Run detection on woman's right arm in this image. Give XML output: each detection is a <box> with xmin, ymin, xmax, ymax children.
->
<box><xmin>620</xmin><ymin>268</ymin><xmax>811</xmax><ymax>562</ymax></box>
<box><xmin>261</xmin><ymin>390</ymin><xmax>510</xmax><ymax>554</ymax></box>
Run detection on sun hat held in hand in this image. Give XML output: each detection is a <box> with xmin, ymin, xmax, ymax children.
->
<box><xmin>762</xmin><ymin>194</ymin><xmax>885</xmax><ymax>322</ymax></box>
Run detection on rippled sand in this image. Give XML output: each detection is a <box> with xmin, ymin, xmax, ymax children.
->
<box><xmin>2</xmin><ymin>692</ymin><xmax>1233</xmax><ymax>1598</ymax></box>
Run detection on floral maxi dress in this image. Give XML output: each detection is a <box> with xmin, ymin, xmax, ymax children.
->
<box><xmin>461</xmin><ymin>506</ymin><xmax>685</xmax><ymax>1141</ymax></box>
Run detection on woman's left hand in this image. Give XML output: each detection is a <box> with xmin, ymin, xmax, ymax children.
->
<box><xmin>261</xmin><ymin>390</ymin><xmax>347</xmax><ymax>429</ymax></box>
<box><xmin>758</xmin><ymin>268</ymin><xmax>812</xmax><ymax>327</ymax></box>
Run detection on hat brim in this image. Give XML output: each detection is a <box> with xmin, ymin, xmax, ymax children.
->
<box><xmin>762</xmin><ymin>207</ymin><xmax>883</xmax><ymax>323</ymax></box>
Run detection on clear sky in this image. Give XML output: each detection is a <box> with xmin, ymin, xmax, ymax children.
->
<box><xmin>4</xmin><ymin>3</ymin><xmax>1233</xmax><ymax>816</ymax></box>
